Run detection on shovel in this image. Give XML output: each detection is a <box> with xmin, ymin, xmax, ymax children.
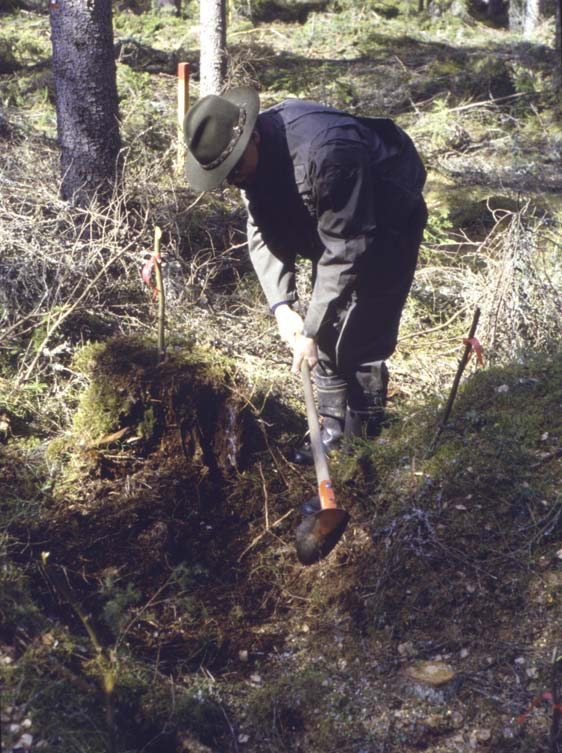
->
<box><xmin>295</xmin><ymin>361</ymin><xmax>350</xmax><ymax>566</ymax></box>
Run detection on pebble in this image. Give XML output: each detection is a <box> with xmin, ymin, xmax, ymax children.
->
<box><xmin>398</xmin><ymin>641</ymin><xmax>416</xmax><ymax>658</ymax></box>
<box><xmin>16</xmin><ymin>733</ymin><xmax>33</xmax><ymax>749</ymax></box>
<box><xmin>238</xmin><ymin>650</ymin><xmax>249</xmax><ymax>663</ymax></box>
<box><xmin>469</xmin><ymin>728</ymin><xmax>491</xmax><ymax>746</ymax></box>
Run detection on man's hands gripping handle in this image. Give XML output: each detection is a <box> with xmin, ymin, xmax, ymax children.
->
<box><xmin>274</xmin><ymin>304</ymin><xmax>318</xmax><ymax>374</ymax></box>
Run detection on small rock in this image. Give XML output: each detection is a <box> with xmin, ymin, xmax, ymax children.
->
<box><xmin>451</xmin><ymin>711</ymin><xmax>464</xmax><ymax>727</ymax></box>
<box><xmin>460</xmin><ymin>648</ymin><xmax>469</xmax><ymax>659</ymax></box>
<box><xmin>398</xmin><ymin>641</ymin><xmax>416</xmax><ymax>658</ymax></box>
<box><xmin>249</xmin><ymin>674</ymin><xmax>262</xmax><ymax>684</ymax></box>
<box><xmin>496</xmin><ymin>384</ymin><xmax>510</xmax><ymax>393</ymax></box>
<box><xmin>16</xmin><ymin>733</ymin><xmax>33</xmax><ymax>749</ymax></box>
<box><xmin>238</xmin><ymin>650</ymin><xmax>249</xmax><ymax>663</ymax></box>
<box><xmin>238</xmin><ymin>734</ymin><xmax>250</xmax><ymax>744</ymax></box>
<box><xmin>470</xmin><ymin>728</ymin><xmax>491</xmax><ymax>746</ymax></box>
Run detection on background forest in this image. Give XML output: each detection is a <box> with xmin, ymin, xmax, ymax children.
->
<box><xmin>1</xmin><ymin>1</ymin><xmax>562</xmax><ymax>752</ymax></box>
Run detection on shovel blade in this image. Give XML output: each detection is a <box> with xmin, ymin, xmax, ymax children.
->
<box><xmin>295</xmin><ymin>508</ymin><xmax>350</xmax><ymax>566</ymax></box>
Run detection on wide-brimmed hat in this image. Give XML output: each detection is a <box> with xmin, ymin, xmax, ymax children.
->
<box><xmin>184</xmin><ymin>86</ymin><xmax>260</xmax><ymax>191</ymax></box>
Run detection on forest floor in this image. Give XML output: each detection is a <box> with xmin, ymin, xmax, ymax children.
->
<box><xmin>1</xmin><ymin>2</ymin><xmax>562</xmax><ymax>753</ymax></box>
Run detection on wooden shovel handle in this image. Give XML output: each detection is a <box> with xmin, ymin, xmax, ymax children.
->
<box><xmin>301</xmin><ymin>361</ymin><xmax>336</xmax><ymax>509</ymax></box>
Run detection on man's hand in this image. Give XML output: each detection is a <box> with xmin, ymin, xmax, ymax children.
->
<box><xmin>291</xmin><ymin>334</ymin><xmax>318</xmax><ymax>374</ymax></box>
<box><xmin>274</xmin><ymin>304</ymin><xmax>317</xmax><ymax>373</ymax></box>
<box><xmin>274</xmin><ymin>304</ymin><xmax>304</xmax><ymax>347</ymax></box>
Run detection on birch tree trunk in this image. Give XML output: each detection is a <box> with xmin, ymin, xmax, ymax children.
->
<box><xmin>509</xmin><ymin>0</ymin><xmax>549</xmax><ymax>33</ymax></box>
<box><xmin>49</xmin><ymin>0</ymin><xmax>121</xmax><ymax>207</ymax></box>
<box><xmin>199</xmin><ymin>0</ymin><xmax>227</xmax><ymax>96</ymax></box>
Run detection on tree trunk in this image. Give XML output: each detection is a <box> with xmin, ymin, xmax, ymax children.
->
<box><xmin>509</xmin><ymin>0</ymin><xmax>548</xmax><ymax>32</ymax></box>
<box><xmin>49</xmin><ymin>0</ymin><xmax>121</xmax><ymax>207</ymax></box>
<box><xmin>199</xmin><ymin>0</ymin><xmax>227</xmax><ymax>96</ymax></box>
<box><xmin>524</xmin><ymin>0</ymin><xmax>541</xmax><ymax>32</ymax></box>
<box><xmin>555</xmin><ymin>0</ymin><xmax>562</xmax><ymax>91</ymax></box>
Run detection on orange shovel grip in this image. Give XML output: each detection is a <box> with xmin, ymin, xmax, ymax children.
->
<box><xmin>319</xmin><ymin>479</ymin><xmax>337</xmax><ymax>509</ymax></box>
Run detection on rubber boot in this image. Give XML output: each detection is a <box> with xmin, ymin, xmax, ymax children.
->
<box><xmin>347</xmin><ymin>361</ymin><xmax>389</xmax><ymax>439</ymax></box>
<box><xmin>293</xmin><ymin>370</ymin><xmax>347</xmax><ymax>466</ymax></box>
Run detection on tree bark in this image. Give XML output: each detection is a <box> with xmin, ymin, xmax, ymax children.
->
<box><xmin>509</xmin><ymin>0</ymin><xmax>549</xmax><ymax>32</ymax></box>
<box><xmin>49</xmin><ymin>0</ymin><xmax>121</xmax><ymax>207</ymax></box>
<box><xmin>555</xmin><ymin>0</ymin><xmax>562</xmax><ymax>91</ymax></box>
<box><xmin>199</xmin><ymin>0</ymin><xmax>227</xmax><ymax>96</ymax></box>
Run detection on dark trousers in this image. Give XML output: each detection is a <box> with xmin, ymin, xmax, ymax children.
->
<box><xmin>315</xmin><ymin>199</ymin><xmax>427</xmax><ymax>412</ymax></box>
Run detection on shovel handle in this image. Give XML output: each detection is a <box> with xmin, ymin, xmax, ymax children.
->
<box><xmin>301</xmin><ymin>361</ymin><xmax>336</xmax><ymax>509</ymax></box>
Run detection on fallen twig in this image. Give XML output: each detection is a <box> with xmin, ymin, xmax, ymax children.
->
<box><xmin>238</xmin><ymin>509</ymin><xmax>293</xmax><ymax>561</ymax></box>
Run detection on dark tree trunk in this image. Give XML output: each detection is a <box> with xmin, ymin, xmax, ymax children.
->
<box><xmin>557</xmin><ymin>0</ymin><xmax>562</xmax><ymax>90</ymax></box>
<box><xmin>486</xmin><ymin>0</ymin><xmax>504</xmax><ymax>17</ymax></box>
<box><xmin>49</xmin><ymin>0</ymin><xmax>121</xmax><ymax>206</ymax></box>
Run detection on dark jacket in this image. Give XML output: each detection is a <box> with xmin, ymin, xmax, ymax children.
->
<box><xmin>242</xmin><ymin>99</ymin><xmax>426</xmax><ymax>339</ymax></box>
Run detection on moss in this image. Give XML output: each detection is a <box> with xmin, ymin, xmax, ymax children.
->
<box><xmin>242</xmin><ymin>665</ymin><xmax>367</xmax><ymax>750</ymax></box>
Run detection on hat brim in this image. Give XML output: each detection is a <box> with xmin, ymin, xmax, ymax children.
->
<box><xmin>185</xmin><ymin>87</ymin><xmax>260</xmax><ymax>192</ymax></box>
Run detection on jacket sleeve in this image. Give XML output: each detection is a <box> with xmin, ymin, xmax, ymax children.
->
<box><xmin>302</xmin><ymin>140</ymin><xmax>377</xmax><ymax>339</ymax></box>
<box><xmin>243</xmin><ymin>193</ymin><xmax>298</xmax><ymax>310</ymax></box>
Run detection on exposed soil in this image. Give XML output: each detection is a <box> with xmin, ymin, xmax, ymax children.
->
<box><xmin>2</xmin><ymin>340</ymin><xmax>562</xmax><ymax>753</ymax></box>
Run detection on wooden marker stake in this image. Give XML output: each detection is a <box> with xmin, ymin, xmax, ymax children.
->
<box><xmin>177</xmin><ymin>62</ymin><xmax>190</xmax><ymax>173</ymax></box>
